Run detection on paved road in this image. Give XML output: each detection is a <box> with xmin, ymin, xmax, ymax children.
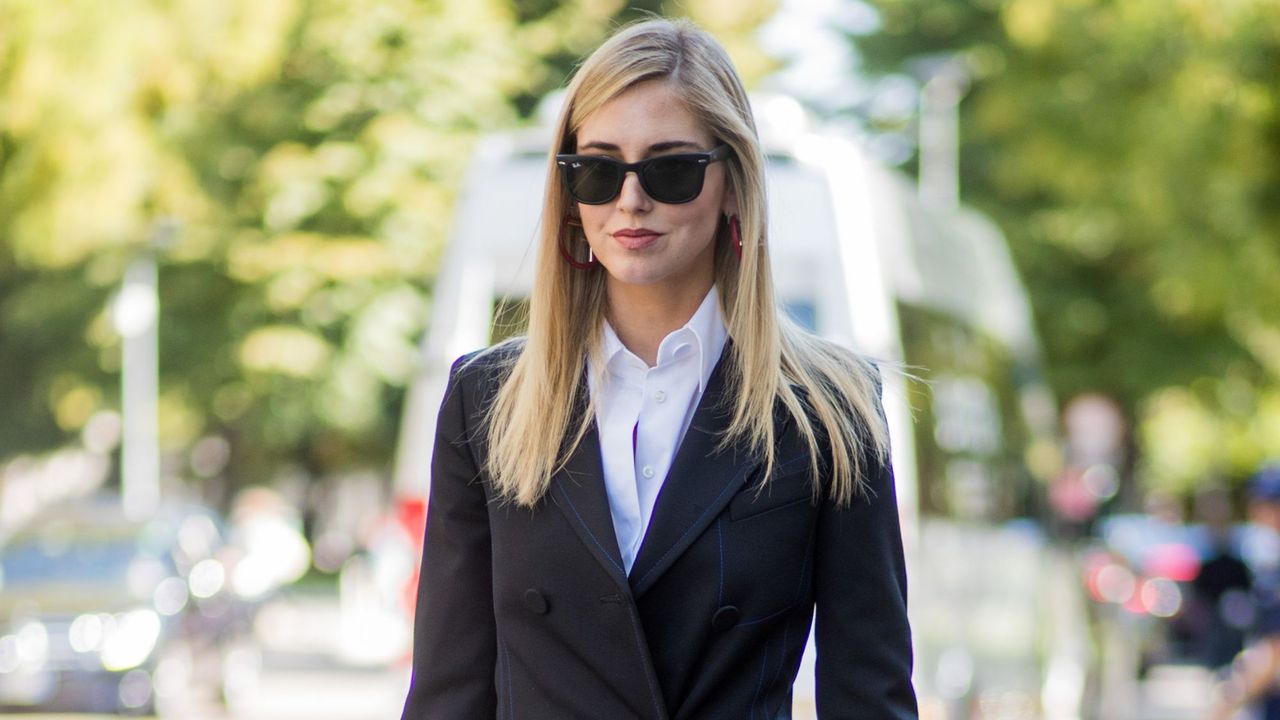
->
<box><xmin>222</xmin><ymin>664</ymin><xmax>408</xmax><ymax>720</ymax></box>
<box><xmin>221</xmin><ymin>591</ymin><xmax>411</xmax><ymax>720</ymax></box>
<box><xmin>1</xmin><ymin>590</ymin><xmax>409</xmax><ymax>720</ymax></box>
<box><xmin>1</xmin><ymin>666</ymin><xmax>407</xmax><ymax>720</ymax></box>
<box><xmin>0</xmin><ymin>586</ymin><xmax>1216</xmax><ymax>720</ymax></box>
<box><xmin>1136</xmin><ymin>665</ymin><xmax>1214</xmax><ymax>720</ymax></box>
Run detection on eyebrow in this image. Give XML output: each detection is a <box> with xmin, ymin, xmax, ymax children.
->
<box><xmin>576</xmin><ymin>140</ymin><xmax>703</xmax><ymax>154</ymax></box>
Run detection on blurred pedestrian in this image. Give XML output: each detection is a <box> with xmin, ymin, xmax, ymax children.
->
<box><xmin>1189</xmin><ymin>486</ymin><xmax>1252</xmax><ymax>671</ymax></box>
<box><xmin>1209</xmin><ymin>464</ymin><xmax>1280</xmax><ymax>720</ymax></box>
<box><xmin>399</xmin><ymin>17</ymin><xmax>917</xmax><ymax>720</ymax></box>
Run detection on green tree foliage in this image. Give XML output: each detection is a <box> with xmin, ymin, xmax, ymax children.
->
<box><xmin>852</xmin><ymin>0</ymin><xmax>1280</xmax><ymax>492</ymax></box>
<box><xmin>0</xmin><ymin>0</ymin><xmax>774</xmax><ymax>491</ymax></box>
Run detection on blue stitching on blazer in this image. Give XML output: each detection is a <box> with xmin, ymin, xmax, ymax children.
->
<box><xmin>765</xmin><ymin>620</ymin><xmax>792</xmax><ymax>719</ymax></box>
<box><xmin>635</xmin><ymin>474</ymin><xmax>743</xmax><ymax>588</ymax></box>
<box><xmin>736</xmin><ymin>602</ymin><xmax>798</xmax><ymax>628</ymax></box>
<box><xmin>554</xmin><ymin>485</ymin><xmax>624</xmax><ymax>574</ymax></box>
<box><xmin>738</xmin><ymin>520</ymin><xmax>818</xmax><ymax>627</ymax></box>
<box><xmin>552</xmin><ymin>485</ymin><xmax>661</xmax><ymax>717</ymax></box>
<box><xmin>729</xmin><ymin>453</ymin><xmax>810</xmax><ymax>522</ymax></box>
<box><xmin>716</xmin><ymin>515</ymin><xmax>725</xmax><ymax>606</ymax></box>
<box><xmin>624</xmin><ymin>606</ymin><xmax>667</xmax><ymax>720</ymax></box>
<box><xmin>499</xmin><ymin>637</ymin><xmax>514</xmax><ymax>720</ymax></box>
<box><xmin>751</xmin><ymin>634</ymin><xmax>771</xmax><ymax>720</ymax></box>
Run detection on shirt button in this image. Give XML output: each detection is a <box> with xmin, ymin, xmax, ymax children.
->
<box><xmin>654</xmin><ymin>390</ymin><xmax>667</xmax><ymax>403</ymax></box>
<box><xmin>642</xmin><ymin>466</ymin><xmax>655</xmax><ymax>479</ymax></box>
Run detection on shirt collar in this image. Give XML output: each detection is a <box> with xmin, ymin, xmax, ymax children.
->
<box><xmin>597</xmin><ymin>286</ymin><xmax>728</xmax><ymax>393</ymax></box>
<box><xmin>683</xmin><ymin>286</ymin><xmax>728</xmax><ymax>393</ymax></box>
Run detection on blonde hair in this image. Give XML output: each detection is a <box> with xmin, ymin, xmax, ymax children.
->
<box><xmin>480</xmin><ymin>17</ymin><xmax>888</xmax><ymax>507</ymax></box>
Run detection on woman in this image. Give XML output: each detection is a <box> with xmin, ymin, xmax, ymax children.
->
<box><xmin>402</xmin><ymin>18</ymin><xmax>917</xmax><ymax>720</ymax></box>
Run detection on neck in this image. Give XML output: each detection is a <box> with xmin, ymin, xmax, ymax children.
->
<box><xmin>606</xmin><ymin>278</ymin><xmax>714</xmax><ymax>366</ymax></box>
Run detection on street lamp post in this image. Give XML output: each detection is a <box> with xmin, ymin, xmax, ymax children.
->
<box><xmin>914</xmin><ymin>57</ymin><xmax>970</xmax><ymax>211</ymax></box>
<box><xmin>112</xmin><ymin>220</ymin><xmax>176</xmax><ymax>520</ymax></box>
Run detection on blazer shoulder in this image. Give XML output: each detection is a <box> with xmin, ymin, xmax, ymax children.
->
<box><xmin>787</xmin><ymin>346</ymin><xmax>884</xmax><ymax>421</ymax></box>
<box><xmin>450</xmin><ymin>337</ymin><xmax>526</xmax><ymax>389</ymax></box>
<box><xmin>437</xmin><ymin>340</ymin><xmax>525</xmax><ymax>456</ymax></box>
<box><xmin>785</xmin><ymin>345</ymin><xmax>889</xmax><ymax>485</ymax></box>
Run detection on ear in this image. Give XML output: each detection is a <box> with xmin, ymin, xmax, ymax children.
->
<box><xmin>720</xmin><ymin>177</ymin><xmax>739</xmax><ymax>218</ymax></box>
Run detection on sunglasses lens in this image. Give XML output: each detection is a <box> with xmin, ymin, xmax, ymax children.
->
<box><xmin>565</xmin><ymin>159</ymin><xmax>621</xmax><ymax>204</ymax></box>
<box><xmin>561</xmin><ymin>152</ymin><xmax>715</xmax><ymax>204</ymax></box>
<box><xmin>642</xmin><ymin>156</ymin><xmax>705</xmax><ymax>203</ymax></box>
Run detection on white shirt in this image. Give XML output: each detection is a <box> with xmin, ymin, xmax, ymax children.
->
<box><xmin>588</xmin><ymin>288</ymin><xmax>728</xmax><ymax>574</ymax></box>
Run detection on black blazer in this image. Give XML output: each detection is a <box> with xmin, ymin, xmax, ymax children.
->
<box><xmin>401</xmin><ymin>344</ymin><xmax>917</xmax><ymax>720</ymax></box>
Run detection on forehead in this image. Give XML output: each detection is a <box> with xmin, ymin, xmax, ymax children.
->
<box><xmin>576</xmin><ymin>79</ymin><xmax>712</xmax><ymax>149</ymax></box>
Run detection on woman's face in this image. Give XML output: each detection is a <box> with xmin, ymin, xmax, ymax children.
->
<box><xmin>573</xmin><ymin>79</ymin><xmax>733</xmax><ymax>297</ymax></box>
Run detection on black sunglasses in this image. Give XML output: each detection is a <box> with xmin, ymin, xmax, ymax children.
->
<box><xmin>556</xmin><ymin>145</ymin><xmax>733</xmax><ymax>205</ymax></box>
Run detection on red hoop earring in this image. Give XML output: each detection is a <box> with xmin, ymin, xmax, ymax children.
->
<box><xmin>727</xmin><ymin>214</ymin><xmax>743</xmax><ymax>259</ymax></box>
<box><xmin>559</xmin><ymin>215</ymin><xmax>598</xmax><ymax>269</ymax></box>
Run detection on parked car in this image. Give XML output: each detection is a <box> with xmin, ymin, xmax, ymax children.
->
<box><xmin>0</xmin><ymin>493</ymin><xmax>260</xmax><ymax>715</ymax></box>
<box><xmin>1082</xmin><ymin>513</ymin><xmax>1225</xmax><ymax>671</ymax></box>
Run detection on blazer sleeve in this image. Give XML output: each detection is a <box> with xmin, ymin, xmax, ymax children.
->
<box><xmin>401</xmin><ymin>357</ymin><xmax>497</xmax><ymax>720</ymax></box>
<box><xmin>813</xmin><ymin>393</ymin><xmax>918</xmax><ymax>718</ymax></box>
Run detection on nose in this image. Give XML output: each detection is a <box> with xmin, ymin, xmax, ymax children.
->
<box><xmin>615</xmin><ymin>170</ymin><xmax>652</xmax><ymax>213</ymax></box>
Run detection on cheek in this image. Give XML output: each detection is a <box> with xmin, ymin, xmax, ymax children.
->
<box><xmin>687</xmin><ymin>215</ymin><xmax>720</xmax><ymax>248</ymax></box>
<box><xmin>577</xmin><ymin>205</ymin><xmax>610</xmax><ymax>238</ymax></box>
<box><xmin>576</xmin><ymin>203</ymin><xmax>599</xmax><ymax>223</ymax></box>
<box><xmin>674</xmin><ymin>203</ymin><xmax>723</xmax><ymax>246</ymax></box>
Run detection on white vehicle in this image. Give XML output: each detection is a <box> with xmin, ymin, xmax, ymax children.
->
<box><xmin>394</xmin><ymin>97</ymin><xmax>1088</xmax><ymax>719</ymax></box>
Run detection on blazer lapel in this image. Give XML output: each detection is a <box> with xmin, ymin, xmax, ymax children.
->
<box><xmin>627</xmin><ymin>355</ymin><xmax>762</xmax><ymax>597</ymax></box>
<box><xmin>548</xmin><ymin>388</ymin><xmax>632</xmax><ymax>592</ymax></box>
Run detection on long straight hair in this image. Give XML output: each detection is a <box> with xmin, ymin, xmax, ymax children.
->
<box><xmin>480</xmin><ymin>18</ymin><xmax>888</xmax><ymax>507</ymax></box>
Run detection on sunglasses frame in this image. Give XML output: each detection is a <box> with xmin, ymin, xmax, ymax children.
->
<box><xmin>555</xmin><ymin>144</ymin><xmax>733</xmax><ymax>205</ymax></box>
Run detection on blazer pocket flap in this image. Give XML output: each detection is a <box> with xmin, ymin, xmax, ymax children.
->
<box><xmin>728</xmin><ymin>453</ymin><xmax>813</xmax><ymax>522</ymax></box>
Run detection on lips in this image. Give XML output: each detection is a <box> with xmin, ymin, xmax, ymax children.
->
<box><xmin>612</xmin><ymin>228</ymin><xmax>661</xmax><ymax>251</ymax></box>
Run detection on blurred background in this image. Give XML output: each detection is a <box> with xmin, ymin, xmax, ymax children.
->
<box><xmin>1</xmin><ymin>0</ymin><xmax>1278</xmax><ymax>718</ymax></box>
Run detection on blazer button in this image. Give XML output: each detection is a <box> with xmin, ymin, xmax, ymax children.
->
<box><xmin>711</xmin><ymin>605</ymin><xmax>740</xmax><ymax>632</ymax></box>
<box><xmin>524</xmin><ymin>588</ymin><xmax>549</xmax><ymax>615</ymax></box>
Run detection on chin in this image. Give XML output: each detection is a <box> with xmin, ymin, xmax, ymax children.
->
<box><xmin>599</xmin><ymin>250</ymin><xmax>712</xmax><ymax>292</ymax></box>
<box><xmin>604</xmin><ymin>267</ymin><xmax>669</xmax><ymax>288</ymax></box>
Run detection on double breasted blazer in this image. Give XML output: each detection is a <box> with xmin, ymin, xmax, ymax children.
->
<box><xmin>401</xmin><ymin>344</ymin><xmax>917</xmax><ymax>720</ymax></box>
